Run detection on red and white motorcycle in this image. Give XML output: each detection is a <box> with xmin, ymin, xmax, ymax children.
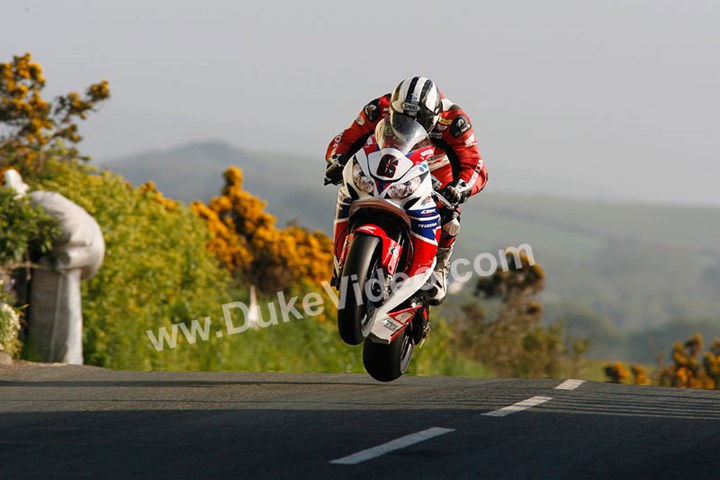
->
<box><xmin>326</xmin><ymin>115</ymin><xmax>452</xmax><ymax>382</ymax></box>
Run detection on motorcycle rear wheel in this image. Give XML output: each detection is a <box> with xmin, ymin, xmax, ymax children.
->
<box><xmin>363</xmin><ymin>329</ymin><xmax>415</xmax><ymax>382</ymax></box>
<box><xmin>337</xmin><ymin>235</ymin><xmax>381</xmax><ymax>345</ymax></box>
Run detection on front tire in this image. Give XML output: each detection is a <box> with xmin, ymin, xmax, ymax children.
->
<box><xmin>363</xmin><ymin>330</ymin><xmax>415</xmax><ymax>382</ymax></box>
<box><xmin>337</xmin><ymin>235</ymin><xmax>381</xmax><ymax>345</ymax></box>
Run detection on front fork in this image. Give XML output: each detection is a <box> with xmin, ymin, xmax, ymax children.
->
<box><xmin>331</xmin><ymin>188</ymin><xmax>353</xmax><ymax>287</ymax></box>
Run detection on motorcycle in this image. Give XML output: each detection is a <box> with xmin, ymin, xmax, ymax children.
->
<box><xmin>325</xmin><ymin>115</ymin><xmax>453</xmax><ymax>382</ymax></box>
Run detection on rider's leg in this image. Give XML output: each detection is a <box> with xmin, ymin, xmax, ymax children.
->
<box><xmin>425</xmin><ymin>206</ymin><xmax>460</xmax><ymax>305</ymax></box>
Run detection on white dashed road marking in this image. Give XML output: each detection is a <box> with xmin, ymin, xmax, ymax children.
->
<box><xmin>482</xmin><ymin>396</ymin><xmax>553</xmax><ymax>417</ymax></box>
<box><xmin>555</xmin><ymin>379</ymin><xmax>586</xmax><ymax>391</ymax></box>
<box><xmin>329</xmin><ymin>427</ymin><xmax>455</xmax><ymax>465</ymax></box>
<box><xmin>332</xmin><ymin>382</ymin><xmax>587</xmax><ymax>465</ymax></box>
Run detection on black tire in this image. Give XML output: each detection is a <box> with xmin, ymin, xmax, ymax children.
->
<box><xmin>363</xmin><ymin>329</ymin><xmax>415</xmax><ymax>382</ymax></box>
<box><xmin>337</xmin><ymin>235</ymin><xmax>382</xmax><ymax>345</ymax></box>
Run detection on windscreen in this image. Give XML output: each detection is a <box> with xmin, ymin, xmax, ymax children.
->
<box><xmin>375</xmin><ymin>115</ymin><xmax>430</xmax><ymax>155</ymax></box>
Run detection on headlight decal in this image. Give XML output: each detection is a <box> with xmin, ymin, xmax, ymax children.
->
<box><xmin>352</xmin><ymin>161</ymin><xmax>375</xmax><ymax>193</ymax></box>
<box><xmin>384</xmin><ymin>171</ymin><xmax>427</xmax><ymax>199</ymax></box>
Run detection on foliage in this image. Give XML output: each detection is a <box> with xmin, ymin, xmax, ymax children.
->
<box><xmin>154</xmin><ymin>283</ymin><xmax>489</xmax><ymax>377</ymax></box>
<box><xmin>657</xmin><ymin>333</ymin><xmax>719</xmax><ymax>389</ymax></box>
<box><xmin>35</xmin><ymin>162</ymin><xmax>233</xmax><ymax>370</ymax></box>
<box><xmin>631</xmin><ymin>365</ymin><xmax>652</xmax><ymax>386</ymax></box>
<box><xmin>605</xmin><ymin>333</ymin><xmax>720</xmax><ymax>389</ymax></box>
<box><xmin>192</xmin><ymin>166</ymin><xmax>333</xmax><ymax>295</ymax></box>
<box><xmin>603</xmin><ymin>361</ymin><xmax>652</xmax><ymax>385</ymax></box>
<box><xmin>603</xmin><ymin>361</ymin><xmax>631</xmax><ymax>384</ymax></box>
<box><xmin>0</xmin><ymin>185</ymin><xmax>59</xmax><ymax>358</ymax></box>
<box><xmin>453</xmin><ymin>250</ymin><xmax>589</xmax><ymax>378</ymax></box>
<box><xmin>408</xmin><ymin>314</ymin><xmax>491</xmax><ymax>378</ymax></box>
<box><xmin>0</xmin><ymin>53</ymin><xmax>109</xmax><ymax>176</ymax></box>
<box><xmin>0</xmin><ymin>279</ymin><xmax>22</xmax><ymax>356</ymax></box>
<box><xmin>0</xmin><ymin>186</ymin><xmax>59</xmax><ymax>266</ymax></box>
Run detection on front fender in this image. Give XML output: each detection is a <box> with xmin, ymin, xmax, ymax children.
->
<box><xmin>348</xmin><ymin>225</ymin><xmax>403</xmax><ymax>277</ymax></box>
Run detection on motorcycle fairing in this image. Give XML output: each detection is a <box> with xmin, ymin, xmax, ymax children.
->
<box><xmin>333</xmin><ymin>117</ymin><xmax>440</xmax><ymax>344</ymax></box>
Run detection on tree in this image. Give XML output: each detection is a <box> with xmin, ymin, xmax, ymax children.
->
<box><xmin>454</xmin><ymin>249</ymin><xmax>584</xmax><ymax>377</ymax></box>
<box><xmin>192</xmin><ymin>166</ymin><xmax>333</xmax><ymax>295</ymax></box>
<box><xmin>1</xmin><ymin>52</ymin><xmax>109</xmax><ymax>175</ymax></box>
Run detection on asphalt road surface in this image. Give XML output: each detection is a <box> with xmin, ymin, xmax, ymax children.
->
<box><xmin>1</xmin><ymin>362</ymin><xmax>719</xmax><ymax>479</ymax></box>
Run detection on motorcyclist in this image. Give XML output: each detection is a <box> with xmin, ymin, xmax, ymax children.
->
<box><xmin>325</xmin><ymin>76</ymin><xmax>488</xmax><ymax>305</ymax></box>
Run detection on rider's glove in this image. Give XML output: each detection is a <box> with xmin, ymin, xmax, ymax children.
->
<box><xmin>324</xmin><ymin>154</ymin><xmax>346</xmax><ymax>186</ymax></box>
<box><xmin>440</xmin><ymin>179</ymin><xmax>472</xmax><ymax>206</ymax></box>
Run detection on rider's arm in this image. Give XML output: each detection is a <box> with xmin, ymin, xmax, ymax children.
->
<box><xmin>325</xmin><ymin>95</ymin><xmax>391</xmax><ymax>164</ymax></box>
<box><xmin>439</xmin><ymin>105</ymin><xmax>488</xmax><ymax>195</ymax></box>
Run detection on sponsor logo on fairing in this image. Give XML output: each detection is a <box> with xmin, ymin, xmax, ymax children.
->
<box><xmin>383</xmin><ymin>318</ymin><xmax>400</xmax><ymax>332</ymax></box>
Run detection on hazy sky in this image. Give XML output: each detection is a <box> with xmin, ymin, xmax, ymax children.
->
<box><xmin>2</xmin><ymin>0</ymin><xmax>719</xmax><ymax>205</ymax></box>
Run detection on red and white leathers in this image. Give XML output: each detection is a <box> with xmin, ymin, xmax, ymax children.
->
<box><xmin>326</xmin><ymin>92</ymin><xmax>488</xmax><ymax>251</ymax></box>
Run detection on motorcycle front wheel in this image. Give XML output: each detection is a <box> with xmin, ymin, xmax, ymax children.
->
<box><xmin>363</xmin><ymin>329</ymin><xmax>415</xmax><ymax>382</ymax></box>
<box><xmin>337</xmin><ymin>234</ymin><xmax>382</xmax><ymax>345</ymax></box>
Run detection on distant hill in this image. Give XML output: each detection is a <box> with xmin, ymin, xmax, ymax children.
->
<box><xmin>100</xmin><ymin>141</ymin><xmax>720</xmax><ymax>352</ymax></box>
<box><xmin>102</xmin><ymin>141</ymin><xmax>335</xmax><ymax>232</ymax></box>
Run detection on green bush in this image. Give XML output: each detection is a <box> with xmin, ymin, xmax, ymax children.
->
<box><xmin>0</xmin><ymin>299</ymin><xmax>22</xmax><ymax>356</ymax></box>
<box><xmin>140</xmin><ymin>282</ymin><xmax>490</xmax><ymax>377</ymax></box>
<box><xmin>34</xmin><ymin>162</ymin><xmax>233</xmax><ymax>370</ymax></box>
<box><xmin>0</xmin><ymin>186</ymin><xmax>59</xmax><ymax>357</ymax></box>
<box><xmin>0</xmin><ymin>187</ymin><xmax>58</xmax><ymax>266</ymax></box>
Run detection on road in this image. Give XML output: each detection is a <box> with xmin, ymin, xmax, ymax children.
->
<box><xmin>1</xmin><ymin>362</ymin><xmax>719</xmax><ymax>479</ymax></box>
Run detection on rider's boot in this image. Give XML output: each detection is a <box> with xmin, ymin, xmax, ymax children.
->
<box><xmin>424</xmin><ymin>245</ymin><xmax>453</xmax><ymax>306</ymax></box>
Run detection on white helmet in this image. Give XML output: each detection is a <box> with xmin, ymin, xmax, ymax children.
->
<box><xmin>390</xmin><ymin>76</ymin><xmax>442</xmax><ymax>132</ymax></box>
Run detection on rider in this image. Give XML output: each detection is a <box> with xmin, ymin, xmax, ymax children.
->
<box><xmin>324</xmin><ymin>76</ymin><xmax>488</xmax><ymax>305</ymax></box>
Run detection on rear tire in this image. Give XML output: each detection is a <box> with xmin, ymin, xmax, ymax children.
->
<box><xmin>363</xmin><ymin>330</ymin><xmax>415</xmax><ymax>382</ymax></box>
<box><xmin>337</xmin><ymin>235</ymin><xmax>381</xmax><ymax>345</ymax></box>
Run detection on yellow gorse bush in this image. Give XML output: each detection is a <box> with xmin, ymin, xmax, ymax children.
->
<box><xmin>609</xmin><ymin>333</ymin><xmax>720</xmax><ymax>390</ymax></box>
<box><xmin>604</xmin><ymin>361</ymin><xmax>631</xmax><ymax>384</ymax></box>
<box><xmin>140</xmin><ymin>180</ymin><xmax>179</xmax><ymax>212</ymax></box>
<box><xmin>659</xmin><ymin>332</ymin><xmax>718</xmax><ymax>389</ymax></box>
<box><xmin>193</xmin><ymin>166</ymin><xmax>333</xmax><ymax>295</ymax></box>
<box><xmin>0</xmin><ymin>52</ymin><xmax>109</xmax><ymax>174</ymax></box>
